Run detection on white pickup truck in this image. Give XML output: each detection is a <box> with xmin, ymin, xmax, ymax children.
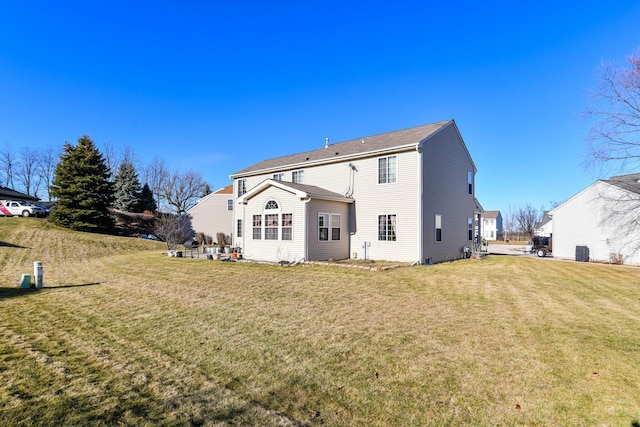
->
<box><xmin>0</xmin><ymin>200</ymin><xmax>46</xmax><ymax>217</ymax></box>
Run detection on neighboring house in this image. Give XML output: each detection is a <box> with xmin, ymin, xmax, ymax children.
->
<box><xmin>0</xmin><ymin>186</ymin><xmax>39</xmax><ymax>202</ymax></box>
<box><xmin>549</xmin><ymin>174</ymin><xmax>640</xmax><ymax>264</ymax></box>
<box><xmin>481</xmin><ymin>210</ymin><xmax>502</xmax><ymax>240</ymax></box>
<box><xmin>187</xmin><ymin>184</ymin><xmax>234</xmax><ymax>242</ymax></box>
<box><xmin>229</xmin><ymin>119</ymin><xmax>478</xmax><ymax>264</ymax></box>
<box><xmin>534</xmin><ymin>211</ymin><xmax>553</xmax><ymax>237</ymax></box>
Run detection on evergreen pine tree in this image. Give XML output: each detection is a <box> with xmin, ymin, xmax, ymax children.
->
<box><xmin>139</xmin><ymin>183</ymin><xmax>157</xmax><ymax>213</ymax></box>
<box><xmin>49</xmin><ymin>135</ymin><xmax>114</xmax><ymax>232</ymax></box>
<box><xmin>202</xmin><ymin>184</ymin><xmax>212</xmax><ymax>197</ymax></box>
<box><xmin>112</xmin><ymin>161</ymin><xmax>142</xmax><ymax>212</ymax></box>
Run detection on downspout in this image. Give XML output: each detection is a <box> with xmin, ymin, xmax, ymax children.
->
<box><xmin>303</xmin><ymin>197</ymin><xmax>311</xmax><ymax>261</ymax></box>
<box><xmin>417</xmin><ymin>144</ymin><xmax>424</xmax><ymax>264</ymax></box>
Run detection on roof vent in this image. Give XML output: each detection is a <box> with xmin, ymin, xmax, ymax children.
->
<box><xmin>325</xmin><ymin>137</ymin><xmax>329</xmax><ymax>148</ymax></box>
<box><xmin>361</xmin><ymin>139</ymin><xmax>365</xmax><ymax>144</ymax></box>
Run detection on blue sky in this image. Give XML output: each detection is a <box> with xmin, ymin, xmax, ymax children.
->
<box><xmin>1</xmin><ymin>1</ymin><xmax>639</xmax><ymax>214</ymax></box>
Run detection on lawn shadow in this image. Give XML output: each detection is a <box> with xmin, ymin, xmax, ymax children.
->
<box><xmin>0</xmin><ymin>241</ymin><xmax>29</xmax><ymax>248</ymax></box>
<box><xmin>0</xmin><ymin>283</ymin><xmax>102</xmax><ymax>300</ymax></box>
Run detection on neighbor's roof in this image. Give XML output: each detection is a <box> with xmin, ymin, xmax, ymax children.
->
<box><xmin>230</xmin><ymin>120</ymin><xmax>454</xmax><ymax>178</ymax></box>
<box><xmin>0</xmin><ymin>186</ymin><xmax>39</xmax><ymax>201</ymax></box>
<box><xmin>482</xmin><ymin>210</ymin><xmax>500</xmax><ymax>219</ymax></box>
<box><xmin>604</xmin><ymin>173</ymin><xmax>640</xmax><ymax>195</ymax></box>
<box><xmin>213</xmin><ymin>184</ymin><xmax>234</xmax><ymax>195</ymax></box>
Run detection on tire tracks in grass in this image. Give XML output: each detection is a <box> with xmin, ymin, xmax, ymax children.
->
<box><xmin>1</xmin><ymin>297</ymin><xmax>302</xmax><ymax>426</ymax></box>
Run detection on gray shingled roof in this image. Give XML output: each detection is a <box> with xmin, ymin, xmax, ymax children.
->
<box><xmin>0</xmin><ymin>186</ymin><xmax>39</xmax><ymax>201</ymax></box>
<box><xmin>276</xmin><ymin>181</ymin><xmax>351</xmax><ymax>201</ymax></box>
<box><xmin>231</xmin><ymin>120</ymin><xmax>452</xmax><ymax>177</ymax></box>
<box><xmin>604</xmin><ymin>173</ymin><xmax>640</xmax><ymax>195</ymax></box>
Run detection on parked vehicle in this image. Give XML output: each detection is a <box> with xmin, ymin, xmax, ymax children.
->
<box><xmin>0</xmin><ymin>200</ymin><xmax>46</xmax><ymax>217</ymax></box>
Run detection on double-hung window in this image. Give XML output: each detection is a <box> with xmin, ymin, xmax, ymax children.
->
<box><xmin>378</xmin><ymin>214</ymin><xmax>397</xmax><ymax>241</ymax></box>
<box><xmin>292</xmin><ymin>170</ymin><xmax>304</xmax><ymax>184</ymax></box>
<box><xmin>252</xmin><ymin>215</ymin><xmax>262</xmax><ymax>240</ymax></box>
<box><xmin>273</xmin><ymin>173</ymin><xmax>284</xmax><ymax>181</ymax></box>
<box><xmin>265</xmin><ymin>214</ymin><xmax>279</xmax><ymax>240</ymax></box>
<box><xmin>237</xmin><ymin>179</ymin><xmax>247</xmax><ymax>196</ymax></box>
<box><xmin>468</xmin><ymin>217</ymin><xmax>473</xmax><ymax>241</ymax></box>
<box><xmin>253</xmin><ymin>200</ymin><xmax>293</xmax><ymax>241</ymax></box>
<box><xmin>282</xmin><ymin>214</ymin><xmax>293</xmax><ymax>240</ymax></box>
<box><xmin>318</xmin><ymin>213</ymin><xmax>341</xmax><ymax>241</ymax></box>
<box><xmin>237</xmin><ymin>219</ymin><xmax>243</xmax><ymax>238</ymax></box>
<box><xmin>227</xmin><ymin>199</ymin><xmax>233</xmax><ymax>211</ymax></box>
<box><xmin>468</xmin><ymin>171</ymin><xmax>473</xmax><ymax>194</ymax></box>
<box><xmin>378</xmin><ymin>156</ymin><xmax>397</xmax><ymax>184</ymax></box>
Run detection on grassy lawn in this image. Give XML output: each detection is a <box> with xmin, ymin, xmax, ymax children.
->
<box><xmin>1</xmin><ymin>218</ymin><xmax>639</xmax><ymax>426</ymax></box>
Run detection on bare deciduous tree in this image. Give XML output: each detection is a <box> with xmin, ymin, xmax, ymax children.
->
<box><xmin>142</xmin><ymin>157</ymin><xmax>169</xmax><ymax>211</ymax></box>
<box><xmin>584</xmin><ymin>51</ymin><xmax>640</xmax><ymax>174</ymax></box>
<box><xmin>38</xmin><ymin>145</ymin><xmax>59</xmax><ymax>201</ymax></box>
<box><xmin>153</xmin><ymin>213</ymin><xmax>194</xmax><ymax>251</ymax></box>
<box><xmin>0</xmin><ymin>145</ymin><xmax>17</xmax><ymax>188</ymax></box>
<box><xmin>163</xmin><ymin>169</ymin><xmax>207</xmax><ymax>215</ymax></box>
<box><xmin>584</xmin><ymin>50</ymin><xmax>640</xmax><ymax>262</ymax></box>
<box><xmin>15</xmin><ymin>147</ymin><xmax>40</xmax><ymax>197</ymax></box>
<box><xmin>514</xmin><ymin>204</ymin><xmax>539</xmax><ymax>241</ymax></box>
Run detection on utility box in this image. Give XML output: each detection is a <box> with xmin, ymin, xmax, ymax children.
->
<box><xmin>34</xmin><ymin>261</ymin><xmax>43</xmax><ymax>289</ymax></box>
<box><xmin>19</xmin><ymin>274</ymin><xmax>32</xmax><ymax>289</ymax></box>
<box><xmin>575</xmin><ymin>246</ymin><xmax>590</xmax><ymax>262</ymax></box>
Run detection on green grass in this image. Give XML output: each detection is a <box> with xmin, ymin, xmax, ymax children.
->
<box><xmin>1</xmin><ymin>218</ymin><xmax>640</xmax><ymax>425</ymax></box>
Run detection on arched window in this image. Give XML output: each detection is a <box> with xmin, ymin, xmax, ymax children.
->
<box><xmin>265</xmin><ymin>200</ymin><xmax>279</xmax><ymax>210</ymax></box>
<box><xmin>264</xmin><ymin>200</ymin><xmax>280</xmax><ymax>239</ymax></box>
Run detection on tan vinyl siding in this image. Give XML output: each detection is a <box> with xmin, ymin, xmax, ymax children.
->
<box><xmin>307</xmin><ymin>199</ymin><xmax>350</xmax><ymax>261</ymax></box>
<box><xmin>421</xmin><ymin>124</ymin><xmax>476</xmax><ymax>263</ymax></box>
<box><xmin>188</xmin><ymin>194</ymin><xmax>234</xmax><ymax>242</ymax></box>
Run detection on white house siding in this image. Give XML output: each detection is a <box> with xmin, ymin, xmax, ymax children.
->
<box><xmin>421</xmin><ymin>124</ymin><xmax>476</xmax><ymax>263</ymax></box>
<box><xmin>306</xmin><ymin>199</ymin><xmax>351</xmax><ymax>261</ymax></box>
<box><xmin>238</xmin><ymin>186</ymin><xmax>306</xmax><ymax>263</ymax></box>
<box><xmin>551</xmin><ymin>182</ymin><xmax>640</xmax><ymax>264</ymax></box>
<box><xmin>233</xmin><ymin>149</ymin><xmax>421</xmax><ymax>262</ymax></box>
<box><xmin>188</xmin><ymin>192</ymin><xmax>234</xmax><ymax>242</ymax></box>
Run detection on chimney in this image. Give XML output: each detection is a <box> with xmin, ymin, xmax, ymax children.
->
<box><xmin>325</xmin><ymin>137</ymin><xmax>329</xmax><ymax>148</ymax></box>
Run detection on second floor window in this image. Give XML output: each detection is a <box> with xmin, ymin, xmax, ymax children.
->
<box><xmin>378</xmin><ymin>156</ymin><xmax>397</xmax><ymax>184</ymax></box>
<box><xmin>292</xmin><ymin>170</ymin><xmax>304</xmax><ymax>184</ymax></box>
<box><xmin>237</xmin><ymin>179</ymin><xmax>247</xmax><ymax>196</ymax></box>
<box><xmin>273</xmin><ymin>173</ymin><xmax>284</xmax><ymax>181</ymax></box>
<box><xmin>227</xmin><ymin>199</ymin><xmax>233</xmax><ymax>211</ymax></box>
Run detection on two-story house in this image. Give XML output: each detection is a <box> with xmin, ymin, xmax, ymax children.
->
<box><xmin>229</xmin><ymin>119</ymin><xmax>478</xmax><ymax>264</ymax></box>
<box><xmin>481</xmin><ymin>211</ymin><xmax>503</xmax><ymax>240</ymax></box>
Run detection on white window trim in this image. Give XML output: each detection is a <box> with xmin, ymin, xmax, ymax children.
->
<box><xmin>292</xmin><ymin>169</ymin><xmax>305</xmax><ymax>184</ymax></box>
<box><xmin>435</xmin><ymin>213</ymin><xmax>442</xmax><ymax>243</ymax></box>
<box><xmin>377</xmin><ymin>213</ymin><xmax>398</xmax><ymax>242</ymax></box>
<box><xmin>237</xmin><ymin>179</ymin><xmax>247</xmax><ymax>197</ymax></box>
<box><xmin>318</xmin><ymin>212</ymin><xmax>341</xmax><ymax>242</ymax></box>
<box><xmin>378</xmin><ymin>155</ymin><xmax>397</xmax><ymax>184</ymax></box>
